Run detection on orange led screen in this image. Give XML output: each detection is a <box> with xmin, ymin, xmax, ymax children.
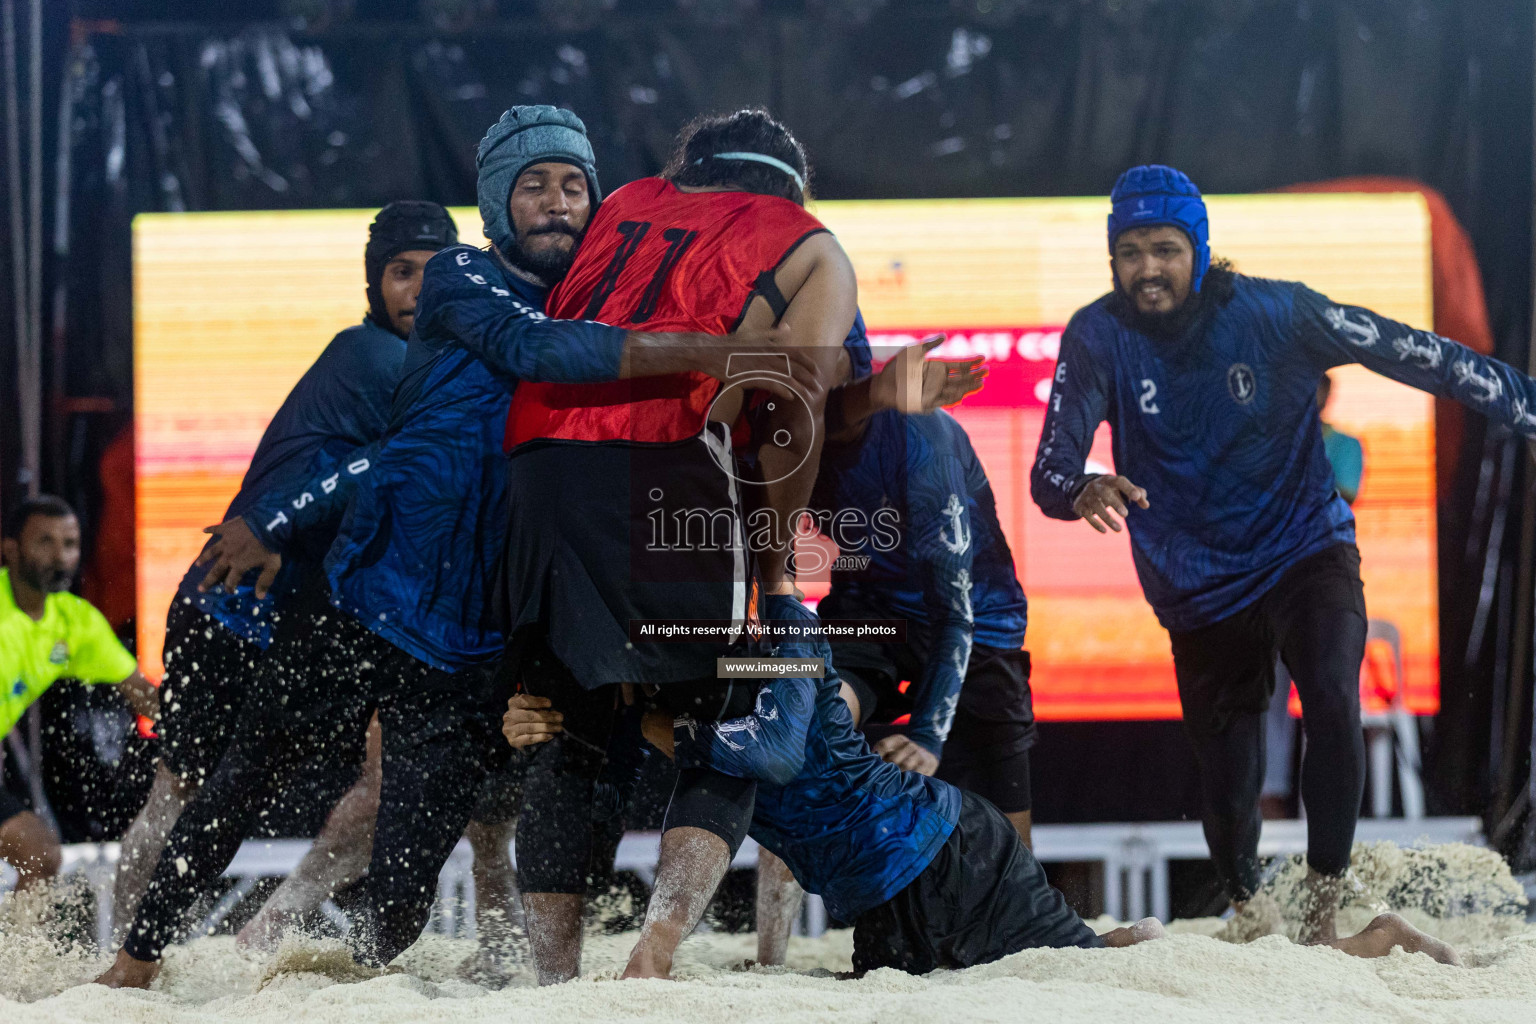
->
<box><xmin>134</xmin><ymin>193</ymin><xmax>1437</xmax><ymax>720</ymax></box>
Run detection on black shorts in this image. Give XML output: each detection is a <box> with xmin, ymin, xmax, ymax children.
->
<box><xmin>246</xmin><ymin>581</ymin><xmax>503</xmax><ymax>836</ymax></box>
<box><xmin>471</xmin><ymin>751</ymin><xmax>530</xmax><ymax>826</ymax></box>
<box><xmin>851</xmin><ymin>791</ymin><xmax>1101</xmax><ymax>974</ymax></box>
<box><xmin>511</xmin><ymin>629</ymin><xmax>764</xmax><ymax>750</ymax></box>
<box><xmin>501</xmin><ymin>424</ymin><xmax>753</xmax><ymax>688</ymax></box>
<box><xmin>837</xmin><ymin>631</ymin><xmax>1037</xmax><ymax>812</ymax></box>
<box><xmin>1169</xmin><ymin>542</ymin><xmax>1367</xmax><ymax>739</ymax></box>
<box><xmin>157</xmin><ymin>597</ymin><xmax>263</xmax><ymax>784</ymax></box>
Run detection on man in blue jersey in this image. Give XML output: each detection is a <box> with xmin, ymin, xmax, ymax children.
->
<box><xmin>504</xmin><ymin>593</ymin><xmax>1461</xmax><ymax>974</ymax></box>
<box><xmin>1030</xmin><ymin>164</ymin><xmax>1536</xmax><ymax>942</ymax></box>
<box><xmin>110</xmin><ymin>200</ymin><xmax>459</xmax><ymax>932</ymax></box>
<box><xmin>96</xmin><ymin>106</ymin><xmax>812</xmax><ymax>989</ymax></box>
<box><xmin>813</xmin><ymin>372</ymin><xmax>1033</xmax><ymax>843</ymax></box>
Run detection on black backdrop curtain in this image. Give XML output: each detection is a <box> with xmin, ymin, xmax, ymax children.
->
<box><xmin>11</xmin><ymin>0</ymin><xmax>1532</xmax><ymax>838</ymax></box>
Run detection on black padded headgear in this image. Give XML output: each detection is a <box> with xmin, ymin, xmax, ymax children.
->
<box><xmin>365</xmin><ymin>201</ymin><xmax>459</xmax><ymax>335</ymax></box>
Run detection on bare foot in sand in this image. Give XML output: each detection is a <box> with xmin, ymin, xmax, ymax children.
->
<box><xmin>1101</xmin><ymin>917</ymin><xmax>1165</xmax><ymax>947</ymax></box>
<box><xmin>1297</xmin><ymin>869</ymin><xmax>1344</xmax><ymax>945</ymax></box>
<box><xmin>621</xmin><ymin>945</ymin><xmax>673</xmax><ymax>980</ymax></box>
<box><xmin>1325</xmin><ymin>912</ymin><xmax>1462</xmax><ymax>966</ymax></box>
<box><xmin>94</xmin><ymin>948</ymin><xmax>161</xmax><ymax>988</ymax></box>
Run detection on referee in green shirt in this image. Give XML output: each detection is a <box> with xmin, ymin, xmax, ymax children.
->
<box><xmin>1</xmin><ymin>495</ymin><xmax>157</xmax><ymax>892</ymax></box>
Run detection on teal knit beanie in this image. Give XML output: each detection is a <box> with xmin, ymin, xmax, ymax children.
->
<box><xmin>476</xmin><ymin>105</ymin><xmax>601</xmax><ymax>256</ymax></box>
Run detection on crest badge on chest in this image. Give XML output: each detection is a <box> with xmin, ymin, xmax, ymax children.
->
<box><xmin>1227</xmin><ymin>363</ymin><xmax>1257</xmax><ymax>406</ymax></box>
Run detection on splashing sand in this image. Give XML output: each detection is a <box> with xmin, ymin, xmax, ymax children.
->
<box><xmin>4</xmin><ymin>842</ymin><xmax>1534</xmax><ymax>1024</ymax></box>
<box><xmin>1216</xmin><ymin>841</ymin><xmax>1532</xmax><ymax>950</ymax></box>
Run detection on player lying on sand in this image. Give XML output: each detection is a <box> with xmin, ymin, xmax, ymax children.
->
<box><xmin>505</xmin><ymin>592</ymin><xmax>1463</xmax><ymax>976</ymax></box>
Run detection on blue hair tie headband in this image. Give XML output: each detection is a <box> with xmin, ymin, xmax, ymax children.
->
<box><xmin>694</xmin><ymin>152</ymin><xmax>805</xmax><ymax>192</ymax></box>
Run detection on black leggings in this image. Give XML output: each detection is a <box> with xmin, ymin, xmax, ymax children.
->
<box><xmin>515</xmin><ymin>662</ymin><xmax>619</xmax><ymax>894</ymax></box>
<box><xmin>1169</xmin><ymin>544</ymin><xmax>1367</xmax><ymax>901</ymax></box>
<box><xmin>514</xmin><ymin>634</ymin><xmax>757</xmax><ymax>895</ymax></box>
<box><xmin>124</xmin><ymin>590</ymin><xmax>501</xmax><ymax>967</ymax></box>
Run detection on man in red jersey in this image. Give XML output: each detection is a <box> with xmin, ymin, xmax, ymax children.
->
<box><xmin>500</xmin><ymin>109</ymin><xmax>863</xmax><ymax>982</ymax></box>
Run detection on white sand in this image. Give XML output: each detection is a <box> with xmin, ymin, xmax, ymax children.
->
<box><xmin>4</xmin><ymin>842</ymin><xmax>1535</xmax><ymax>1024</ymax></box>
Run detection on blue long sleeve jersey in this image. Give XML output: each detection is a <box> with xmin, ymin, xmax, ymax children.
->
<box><xmin>674</xmin><ymin>594</ymin><xmax>961</xmax><ymax>922</ymax></box>
<box><xmin>813</xmin><ymin>409</ymin><xmax>1027</xmax><ymax>753</ymax></box>
<box><xmin>1031</xmin><ymin>275</ymin><xmax>1536</xmax><ymax>632</ymax></box>
<box><xmin>243</xmin><ymin>245</ymin><xmax>627</xmax><ymax>671</ymax></box>
<box><xmin>177</xmin><ymin>317</ymin><xmax>406</xmax><ymax>647</ymax></box>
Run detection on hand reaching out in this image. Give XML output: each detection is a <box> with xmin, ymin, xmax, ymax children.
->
<box><xmin>1072</xmin><ymin>475</ymin><xmax>1150</xmax><ymax>534</ymax></box>
<box><xmin>874</xmin><ymin>335</ymin><xmax>987</xmax><ymax>413</ymax></box>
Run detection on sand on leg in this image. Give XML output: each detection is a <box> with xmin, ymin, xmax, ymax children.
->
<box><xmin>111</xmin><ymin>761</ymin><xmax>194</xmax><ymax>940</ymax></box>
<box><xmin>461</xmin><ymin>817</ymin><xmax>522</xmax><ymax>984</ymax></box>
<box><xmin>523</xmin><ymin>892</ymin><xmax>583</xmax><ymax>984</ymax></box>
<box><xmin>1101</xmin><ymin>918</ymin><xmax>1166</xmax><ymax>947</ymax></box>
<box><xmin>622</xmin><ymin>825</ymin><xmax>732</xmax><ymax>980</ymax></box>
<box><xmin>754</xmin><ymin>847</ymin><xmax>805</xmax><ymax>967</ymax></box>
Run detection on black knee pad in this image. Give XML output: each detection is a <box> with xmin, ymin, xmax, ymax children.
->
<box><xmin>593</xmin><ymin>704</ymin><xmax>646</xmax><ymax>823</ymax></box>
<box><xmin>534</xmin><ymin>726</ymin><xmax>609</xmax><ymax>781</ymax></box>
<box><xmin>662</xmin><ymin>767</ymin><xmax>756</xmax><ymax>855</ymax></box>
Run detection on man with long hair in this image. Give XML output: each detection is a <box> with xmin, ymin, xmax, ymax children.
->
<box><xmin>1032</xmin><ymin>164</ymin><xmax>1536</xmax><ymax>942</ymax></box>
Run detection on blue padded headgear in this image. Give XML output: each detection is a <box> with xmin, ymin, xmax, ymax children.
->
<box><xmin>1107</xmin><ymin>164</ymin><xmax>1211</xmax><ymax>293</ymax></box>
<box><xmin>476</xmin><ymin>105</ymin><xmax>600</xmax><ymax>258</ymax></box>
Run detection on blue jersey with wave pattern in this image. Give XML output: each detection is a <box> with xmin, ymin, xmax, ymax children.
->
<box><xmin>178</xmin><ymin>318</ymin><xmax>405</xmax><ymax>647</ymax></box>
<box><xmin>244</xmin><ymin>245</ymin><xmax>627</xmax><ymax>671</ymax></box>
<box><xmin>814</xmin><ymin>409</ymin><xmax>1027</xmax><ymax>752</ymax></box>
<box><xmin>1032</xmin><ymin>275</ymin><xmax>1536</xmax><ymax>632</ymax></box>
